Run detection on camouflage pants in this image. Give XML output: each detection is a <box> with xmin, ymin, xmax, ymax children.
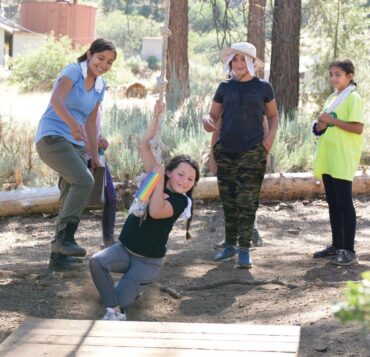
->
<box><xmin>214</xmin><ymin>142</ymin><xmax>267</xmax><ymax>248</ymax></box>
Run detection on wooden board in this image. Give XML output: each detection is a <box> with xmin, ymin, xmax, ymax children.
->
<box><xmin>0</xmin><ymin>318</ymin><xmax>300</xmax><ymax>356</ymax></box>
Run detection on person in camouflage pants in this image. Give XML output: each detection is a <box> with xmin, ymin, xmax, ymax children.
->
<box><xmin>214</xmin><ymin>142</ymin><xmax>267</xmax><ymax>249</ymax></box>
<box><xmin>203</xmin><ymin>42</ymin><xmax>278</xmax><ymax>268</ymax></box>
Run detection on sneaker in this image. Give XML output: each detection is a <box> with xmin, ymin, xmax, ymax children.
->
<box><xmin>313</xmin><ymin>245</ymin><xmax>337</xmax><ymax>258</ymax></box>
<box><xmin>101</xmin><ymin>307</ymin><xmax>127</xmax><ymax>321</ymax></box>
<box><xmin>251</xmin><ymin>228</ymin><xmax>263</xmax><ymax>247</ymax></box>
<box><xmin>214</xmin><ymin>244</ymin><xmax>238</xmax><ymax>261</ymax></box>
<box><xmin>331</xmin><ymin>249</ymin><xmax>358</xmax><ymax>266</ymax></box>
<box><xmin>235</xmin><ymin>248</ymin><xmax>253</xmax><ymax>269</ymax></box>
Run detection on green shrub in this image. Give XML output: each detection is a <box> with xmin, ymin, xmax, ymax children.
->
<box><xmin>146</xmin><ymin>56</ymin><xmax>159</xmax><ymax>70</ymax></box>
<box><xmin>8</xmin><ymin>36</ymin><xmax>77</xmax><ymax>92</ymax></box>
<box><xmin>97</xmin><ymin>11</ymin><xmax>160</xmax><ymax>56</ymax></box>
<box><xmin>272</xmin><ymin>111</ymin><xmax>315</xmax><ymax>173</ymax></box>
<box><xmin>334</xmin><ymin>271</ymin><xmax>370</xmax><ymax>331</ymax></box>
<box><xmin>125</xmin><ymin>56</ymin><xmax>148</xmax><ymax>76</ymax></box>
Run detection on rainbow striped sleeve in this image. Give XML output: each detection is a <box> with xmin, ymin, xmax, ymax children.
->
<box><xmin>134</xmin><ymin>172</ymin><xmax>161</xmax><ymax>203</ymax></box>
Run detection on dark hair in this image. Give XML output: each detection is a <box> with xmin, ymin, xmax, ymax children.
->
<box><xmin>77</xmin><ymin>38</ymin><xmax>117</xmax><ymax>63</ymax></box>
<box><xmin>329</xmin><ymin>59</ymin><xmax>356</xmax><ymax>86</ymax></box>
<box><xmin>165</xmin><ymin>155</ymin><xmax>200</xmax><ymax>240</ymax></box>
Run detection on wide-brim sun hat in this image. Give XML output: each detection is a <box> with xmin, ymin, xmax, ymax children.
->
<box><xmin>219</xmin><ymin>42</ymin><xmax>264</xmax><ymax>69</ymax></box>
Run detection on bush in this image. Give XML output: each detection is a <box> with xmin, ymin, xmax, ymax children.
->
<box><xmin>125</xmin><ymin>56</ymin><xmax>148</xmax><ymax>76</ymax></box>
<box><xmin>334</xmin><ymin>271</ymin><xmax>370</xmax><ymax>331</ymax></box>
<box><xmin>146</xmin><ymin>56</ymin><xmax>159</xmax><ymax>70</ymax></box>
<box><xmin>97</xmin><ymin>11</ymin><xmax>160</xmax><ymax>57</ymax></box>
<box><xmin>8</xmin><ymin>36</ymin><xmax>77</xmax><ymax>92</ymax></box>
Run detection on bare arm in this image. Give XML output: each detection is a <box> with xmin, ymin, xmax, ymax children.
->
<box><xmin>318</xmin><ymin>112</ymin><xmax>363</xmax><ymax>134</ymax></box>
<box><xmin>263</xmin><ymin>99</ymin><xmax>279</xmax><ymax>152</ymax></box>
<box><xmin>85</xmin><ymin>102</ymin><xmax>101</xmax><ymax>169</ymax></box>
<box><xmin>148</xmin><ymin>174</ymin><xmax>175</xmax><ymax>219</ymax></box>
<box><xmin>51</xmin><ymin>76</ymin><xmax>87</xmax><ymax>142</ymax></box>
<box><xmin>140</xmin><ymin>101</ymin><xmax>165</xmax><ymax>173</ymax></box>
<box><xmin>202</xmin><ymin>101</ymin><xmax>223</xmax><ymax>132</ymax></box>
<box><xmin>208</xmin><ymin>119</ymin><xmax>221</xmax><ymax>174</ymax></box>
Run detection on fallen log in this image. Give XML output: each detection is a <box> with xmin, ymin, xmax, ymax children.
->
<box><xmin>193</xmin><ymin>170</ymin><xmax>370</xmax><ymax>200</ymax></box>
<box><xmin>1</xmin><ymin>170</ymin><xmax>370</xmax><ymax>217</ymax></box>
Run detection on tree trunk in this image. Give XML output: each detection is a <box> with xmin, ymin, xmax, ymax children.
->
<box><xmin>247</xmin><ymin>0</ymin><xmax>266</xmax><ymax>78</ymax></box>
<box><xmin>270</xmin><ymin>0</ymin><xmax>301</xmax><ymax>117</ymax></box>
<box><xmin>166</xmin><ymin>0</ymin><xmax>190</xmax><ymax>112</ymax></box>
<box><xmin>3</xmin><ymin>171</ymin><xmax>370</xmax><ymax>217</ymax></box>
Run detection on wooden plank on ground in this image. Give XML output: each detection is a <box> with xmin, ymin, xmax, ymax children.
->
<box><xmin>0</xmin><ymin>318</ymin><xmax>300</xmax><ymax>357</ymax></box>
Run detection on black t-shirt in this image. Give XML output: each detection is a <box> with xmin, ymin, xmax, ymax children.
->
<box><xmin>213</xmin><ymin>77</ymin><xmax>275</xmax><ymax>152</ymax></box>
<box><xmin>119</xmin><ymin>188</ymin><xmax>188</xmax><ymax>258</ymax></box>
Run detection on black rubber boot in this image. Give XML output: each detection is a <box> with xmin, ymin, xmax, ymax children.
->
<box><xmin>51</xmin><ymin>223</ymin><xmax>86</xmax><ymax>257</ymax></box>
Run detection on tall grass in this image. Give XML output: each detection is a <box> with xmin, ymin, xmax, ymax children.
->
<box><xmin>272</xmin><ymin>111</ymin><xmax>316</xmax><ymax>173</ymax></box>
<box><xmin>103</xmin><ymin>95</ymin><xmax>212</xmax><ymax>181</ymax></box>
<box><xmin>1</xmin><ymin>57</ymin><xmax>369</xmax><ymax>189</ymax></box>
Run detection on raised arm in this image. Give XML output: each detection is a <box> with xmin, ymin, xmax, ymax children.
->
<box><xmin>51</xmin><ymin>77</ymin><xmax>87</xmax><ymax>142</ymax></box>
<box><xmin>140</xmin><ymin>101</ymin><xmax>165</xmax><ymax>173</ymax></box>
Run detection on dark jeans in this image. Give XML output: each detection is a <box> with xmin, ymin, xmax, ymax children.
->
<box><xmin>88</xmin><ymin>160</ymin><xmax>116</xmax><ymax>242</ymax></box>
<box><xmin>322</xmin><ymin>174</ymin><xmax>356</xmax><ymax>252</ymax></box>
<box><xmin>214</xmin><ymin>143</ymin><xmax>267</xmax><ymax>248</ymax></box>
<box><xmin>102</xmin><ymin>165</ymin><xmax>116</xmax><ymax>241</ymax></box>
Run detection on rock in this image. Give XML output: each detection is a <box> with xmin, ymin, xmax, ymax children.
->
<box><xmin>209</xmin><ymin>224</ymin><xmax>216</xmax><ymax>233</ymax></box>
<box><xmin>315</xmin><ymin>345</ymin><xmax>328</xmax><ymax>353</ymax></box>
<box><xmin>287</xmin><ymin>228</ymin><xmax>301</xmax><ymax>235</ymax></box>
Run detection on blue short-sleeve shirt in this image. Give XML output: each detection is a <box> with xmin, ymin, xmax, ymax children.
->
<box><xmin>35</xmin><ymin>63</ymin><xmax>106</xmax><ymax>146</ymax></box>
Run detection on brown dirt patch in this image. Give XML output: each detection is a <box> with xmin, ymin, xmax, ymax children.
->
<box><xmin>1</xmin><ymin>198</ymin><xmax>370</xmax><ymax>356</ymax></box>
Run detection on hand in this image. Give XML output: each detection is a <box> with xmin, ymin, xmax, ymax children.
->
<box><xmin>98</xmin><ymin>137</ymin><xmax>109</xmax><ymax>150</ymax></box>
<box><xmin>152</xmin><ymin>164</ymin><xmax>164</xmax><ymax>175</ymax></box>
<box><xmin>90</xmin><ymin>156</ymin><xmax>102</xmax><ymax>171</ymax></box>
<box><xmin>71</xmin><ymin>123</ymin><xmax>87</xmax><ymax>142</ymax></box>
<box><xmin>262</xmin><ymin>138</ymin><xmax>273</xmax><ymax>153</ymax></box>
<box><xmin>202</xmin><ymin>115</ymin><xmax>216</xmax><ymax>132</ymax></box>
<box><xmin>154</xmin><ymin>100</ymin><xmax>165</xmax><ymax>118</ymax></box>
<box><xmin>208</xmin><ymin>153</ymin><xmax>217</xmax><ymax>175</ymax></box>
<box><xmin>316</xmin><ymin>120</ymin><xmax>328</xmax><ymax>132</ymax></box>
<box><xmin>318</xmin><ymin>112</ymin><xmax>334</xmax><ymax>125</ymax></box>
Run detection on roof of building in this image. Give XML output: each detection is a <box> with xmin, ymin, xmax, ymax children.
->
<box><xmin>0</xmin><ymin>15</ymin><xmax>31</xmax><ymax>34</ymax></box>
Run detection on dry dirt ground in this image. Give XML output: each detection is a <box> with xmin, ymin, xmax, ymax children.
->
<box><xmin>0</xmin><ymin>197</ymin><xmax>370</xmax><ymax>356</ymax></box>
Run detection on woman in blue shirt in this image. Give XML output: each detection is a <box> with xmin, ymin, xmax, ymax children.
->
<box><xmin>35</xmin><ymin>38</ymin><xmax>116</xmax><ymax>270</ymax></box>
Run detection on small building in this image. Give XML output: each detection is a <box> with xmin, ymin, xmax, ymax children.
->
<box><xmin>0</xmin><ymin>15</ymin><xmax>46</xmax><ymax>67</ymax></box>
<box><xmin>141</xmin><ymin>37</ymin><xmax>162</xmax><ymax>60</ymax></box>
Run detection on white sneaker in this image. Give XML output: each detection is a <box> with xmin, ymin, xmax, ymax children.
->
<box><xmin>101</xmin><ymin>307</ymin><xmax>127</xmax><ymax>321</ymax></box>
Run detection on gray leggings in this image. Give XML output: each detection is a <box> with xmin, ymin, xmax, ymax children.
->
<box><xmin>89</xmin><ymin>243</ymin><xmax>163</xmax><ymax>310</ymax></box>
